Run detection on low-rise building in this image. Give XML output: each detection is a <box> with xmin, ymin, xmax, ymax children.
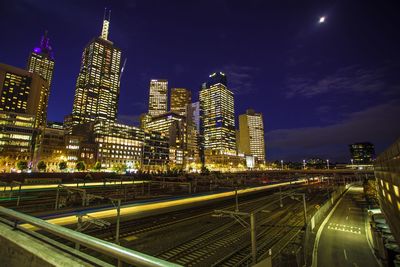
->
<box><xmin>94</xmin><ymin>120</ymin><xmax>143</xmax><ymax>170</ymax></box>
<box><xmin>0</xmin><ymin>112</ymin><xmax>37</xmax><ymax>171</ymax></box>
<box><xmin>34</xmin><ymin>122</ymin><xmax>66</xmax><ymax>171</ymax></box>
<box><xmin>144</xmin><ymin>112</ymin><xmax>187</xmax><ymax>168</ymax></box>
<box><xmin>374</xmin><ymin>138</ymin><xmax>400</xmax><ymax>244</ymax></box>
<box><xmin>143</xmin><ymin>130</ymin><xmax>169</xmax><ymax>172</ymax></box>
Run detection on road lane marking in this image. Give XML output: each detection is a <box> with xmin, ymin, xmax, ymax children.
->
<box><xmin>311</xmin><ymin>187</ymin><xmax>351</xmax><ymax>267</ymax></box>
<box><xmin>344</xmin><ymin>249</ymin><xmax>348</xmax><ymax>261</ymax></box>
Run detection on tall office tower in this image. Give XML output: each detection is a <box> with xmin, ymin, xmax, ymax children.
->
<box><xmin>349</xmin><ymin>142</ymin><xmax>375</xmax><ymax>164</ymax></box>
<box><xmin>71</xmin><ymin>10</ymin><xmax>122</xmax><ymax>126</ymax></box>
<box><xmin>0</xmin><ymin>63</ymin><xmax>50</xmax><ymax>128</ymax></box>
<box><xmin>191</xmin><ymin>102</ymin><xmax>200</xmax><ymax>132</ymax></box>
<box><xmin>27</xmin><ymin>31</ymin><xmax>55</xmax><ymax>87</ymax></box>
<box><xmin>199</xmin><ymin>72</ymin><xmax>236</xmax><ymax>157</ymax></box>
<box><xmin>186</xmin><ymin>102</ymin><xmax>200</xmax><ymax>166</ymax></box>
<box><xmin>148</xmin><ymin>79</ymin><xmax>168</xmax><ymax>116</ymax></box>
<box><xmin>170</xmin><ymin>88</ymin><xmax>191</xmax><ymax>116</ymax></box>
<box><xmin>238</xmin><ymin>109</ymin><xmax>266</xmax><ymax>163</ymax></box>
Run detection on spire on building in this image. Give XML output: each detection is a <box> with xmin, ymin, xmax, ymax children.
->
<box><xmin>33</xmin><ymin>30</ymin><xmax>53</xmax><ymax>58</ymax></box>
<box><xmin>101</xmin><ymin>8</ymin><xmax>111</xmax><ymax>40</ymax></box>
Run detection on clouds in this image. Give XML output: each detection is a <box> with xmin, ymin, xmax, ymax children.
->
<box><xmin>222</xmin><ymin>65</ymin><xmax>258</xmax><ymax>95</ymax></box>
<box><xmin>286</xmin><ymin>65</ymin><xmax>388</xmax><ymax>98</ymax></box>
<box><xmin>267</xmin><ymin>100</ymin><xmax>400</xmax><ymax>161</ymax></box>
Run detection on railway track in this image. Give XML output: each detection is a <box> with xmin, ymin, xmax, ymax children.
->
<box><xmin>153</xmin><ymin>187</ymin><xmax>327</xmax><ymax>267</ymax></box>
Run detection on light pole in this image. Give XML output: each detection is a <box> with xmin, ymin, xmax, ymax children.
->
<box><xmin>326</xmin><ymin>159</ymin><xmax>330</xmax><ymax>170</ymax></box>
<box><xmin>303</xmin><ymin>159</ymin><xmax>306</xmax><ymax>170</ymax></box>
<box><xmin>351</xmin><ymin>158</ymin><xmax>354</xmax><ymax>169</ymax></box>
<box><xmin>280</xmin><ymin>160</ymin><xmax>284</xmax><ymax>170</ymax></box>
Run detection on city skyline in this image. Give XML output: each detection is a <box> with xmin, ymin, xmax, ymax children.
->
<box><xmin>1</xmin><ymin>1</ymin><xmax>400</xmax><ymax>161</ymax></box>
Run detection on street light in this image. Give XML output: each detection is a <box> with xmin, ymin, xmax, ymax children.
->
<box><xmin>303</xmin><ymin>159</ymin><xmax>306</xmax><ymax>170</ymax></box>
<box><xmin>351</xmin><ymin>159</ymin><xmax>354</xmax><ymax>168</ymax></box>
<box><xmin>280</xmin><ymin>160</ymin><xmax>284</xmax><ymax>170</ymax></box>
<box><xmin>326</xmin><ymin>159</ymin><xmax>330</xmax><ymax>170</ymax></box>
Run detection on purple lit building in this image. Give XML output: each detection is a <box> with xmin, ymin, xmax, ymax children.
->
<box><xmin>27</xmin><ymin>31</ymin><xmax>55</xmax><ymax>87</ymax></box>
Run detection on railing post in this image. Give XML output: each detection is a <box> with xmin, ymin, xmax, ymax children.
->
<box><xmin>115</xmin><ymin>198</ymin><xmax>121</xmax><ymax>267</ymax></box>
<box><xmin>235</xmin><ymin>187</ymin><xmax>239</xmax><ymax>212</ymax></box>
<box><xmin>115</xmin><ymin>199</ymin><xmax>121</xmax><ymax>245</ymax></box>
<box><xmin>250</xmin><ymin>213</ymin><xmax>257</xmax><ymax>264</ymax></box>
<box><xmin>76</xmin><ymin>215</ymin><xmax>82</xmax><ymax>250</ymax></box>
<box><xmin>55</xmin><ymin>186</ymin><xmax>60</xmax><ymax>210</ymax></box>
<box><xmin>17</xmin><ymin>184</ymin><xmax>22</xmax><ymax>206</ymax></box>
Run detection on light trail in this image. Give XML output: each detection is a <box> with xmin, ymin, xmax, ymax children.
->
<box><xmin>2</xmin><ymin>180</ymin><xmax>146</xmax><ymax>192</ymax></box>
<box><xmin>21</xmin><ymin>179</ymin><xmax>306</xmax><ymax>230</ymax></box>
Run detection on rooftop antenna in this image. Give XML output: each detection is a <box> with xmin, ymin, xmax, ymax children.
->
<box><xmin>101</xmin><ymin>8</ymin><xmax>110</xmax><ymax>40</ymax></box>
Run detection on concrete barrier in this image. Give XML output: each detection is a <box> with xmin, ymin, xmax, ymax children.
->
<box><xmin>0</xmin><ymin>222</ymin><xmax>94</xmax><ymax>267</ymax></box>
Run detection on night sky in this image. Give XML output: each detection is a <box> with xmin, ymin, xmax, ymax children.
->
<box><xmin>1</xmin><ymin>0</ymin><xmax>400</xmax><ymax>162</ymax></box>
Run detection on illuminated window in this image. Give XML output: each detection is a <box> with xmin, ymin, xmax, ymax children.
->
<box><xmin>394</xmin><ymin>185</ymin><xmax>399</xmax><ymax>197</ymax></box>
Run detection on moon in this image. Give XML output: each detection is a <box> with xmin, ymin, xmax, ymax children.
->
<box><xmin>319</xmin><ymin>16</ymin><xmax>326</xmax><ymax>24</ymax></box>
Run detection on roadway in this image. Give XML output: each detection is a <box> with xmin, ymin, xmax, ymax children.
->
<box><xmin>316</xmin><ymin>186</ymin><xmax>379</xmax><ymax>267</ymax></box>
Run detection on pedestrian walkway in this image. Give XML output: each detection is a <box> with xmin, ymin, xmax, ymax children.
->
<box><xmin>316</xmin><ymin>186</ymin><xmax>379</xmax><ymax>267</ymax></box>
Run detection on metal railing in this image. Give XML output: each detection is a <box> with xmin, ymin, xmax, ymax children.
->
<box><xmin>0</xmin><ymin>206</ymin><xmax>181</xmax><ymax>267</ymax></box>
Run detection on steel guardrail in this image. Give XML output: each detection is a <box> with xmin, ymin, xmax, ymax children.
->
<box><xmin>0</xmin><ymin>206</ymin><xmax>181</xmax><ymax>267</ymax></box>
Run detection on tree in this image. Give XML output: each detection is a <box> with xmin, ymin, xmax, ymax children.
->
<box><xmin>94</xmin><ymin>161</ymin><xmax>102</xmax><ymax>171</ymax></box>
<box><xmin>76</xmin><ymin>161</ymin><xmax>86</xmax><ymax>171</ymax></box>
<box><xmin>201</xmin><ymin>166</ymin><xmax>210</xmax><ymax>175</ymax></box>
<box><xmin>37</xmin><ymin>161</ymin><xmax>47</xmax><ymax>172</ymax></box>
<box><xmin>16</xmin><ymin>160</ymin><xmax>28</xmax><ymax>171</ymax></box>
<box><xmin>58</xmin><ymin>161</ymin><xmax>67</xmax><ymax>171</ymax></box>
<box><xmin>112</xmin><ymin>164</ymin><xmax>127</xmax><ymax>173</ymax></box>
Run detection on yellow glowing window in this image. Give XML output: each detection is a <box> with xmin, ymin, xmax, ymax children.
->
<box><xmin>394</xmin><ymin>185</ymin><xmax>399</xmax><ymax>198</ymax></box>
<box><xmin>397</xmin><ymin>201</ymin><xmax>400</xmax><ymax>211</ymax></box>
<box><xmin>380</xmin><ymin>180</ymin><xmax>384</xmax><ymax>187</ymax></box>
<box><xmin>382</xmin><ymin>189</ymin><xmax>386</xmax><ymax>197</ymax></box>
<box><xmin>386</xmin><ymin>182</ymin><xmax>390</xmax><ymax>191</ymax></box>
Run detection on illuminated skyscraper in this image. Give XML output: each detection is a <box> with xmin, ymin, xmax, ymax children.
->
<box><xmin>148</xmin><ymin>79</ymin><xmax>168</xmax><ymax>116</ymax></box>
<box><xmin>0</xmin><ymin>63</ymin><xmax>49</xmax><ymax>128</ymax></box>
<box><xmin>27</xmin><ymin>31</ymin><xmax>55</xmax><ymax>87</ymax></box>
<box><xmin>238</xmin><ymin>109</ymin><xmax>266</xmax><ymax>163</ymax></box>
<box><xmin>170</xmin><ymin>88</ymin><xmax>191</xmax><ymax>116</ymax></box>
<box><xmin>199</xmin><ymin>72</ymin><xmax>236</xmax><ymax>160</ymax></box>
<box><xmin>71</xmin><ymin>10</ymin><xmax>122</xmax><ymax>126</ymax></box>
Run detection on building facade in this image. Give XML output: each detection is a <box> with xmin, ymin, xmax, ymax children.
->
<box><xmin>144</xmin><ymin>112</ymin><xmax>187</xmax><ymax>168</ymax></box>
<box><xmin>238</xmin><ymin>109</ymin><xmax>266</xmax><ymax>163</ymax></box>
<box><xmin>148</xmin><ymin>79</ymin><xmax>168</xmax><ymax>117</ymax></box>
<box><xmin>143</xmin><ymin>130</ymin><xmax>169</xmax><ymax>172</ymax></box>
<box><xmin>94</xmin><ymin>121</ymin><xmax>143</xmax><ymax>170</ymax></box>
<box><xmin>0</xmin><ymin>63</ymin><xmax>50</xmax><ymax>128</ymax></box>
<box><xmin>199</xmin><ymin>72</ymin><xmax>236</xmax><ymax>167</ymax></box>
<box><xmin>34</xmin><ymin>122</ymin><xmax>65</xmax><ymax>171</ymax></box>
<box><xmin>0</xmin><ymin>112</ymin><xmax>37</xmax><ymax>171</ymax></box>
<box><xmin>27</xmin><ymin>31</ymin><xmax>55</xmax><ymax>87</ymax></box>
<box><xmin>349</xmin><ymin>142</ymin><xmax>375</xmax><ymax>164</ymax></box>
<box><xmin>170</xmin><ymin>88</ymin><xmax>191</xmax><ymax>116</ymax></box>
<box><xmin>70</xmin><ymin>12</ymin><xmax>122</xmax><ymax>126</ymax></box>
<box><xmin>374</xmin><ymin>138</ymin><xmax>400</xmax><ymax>244</ymax></box>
